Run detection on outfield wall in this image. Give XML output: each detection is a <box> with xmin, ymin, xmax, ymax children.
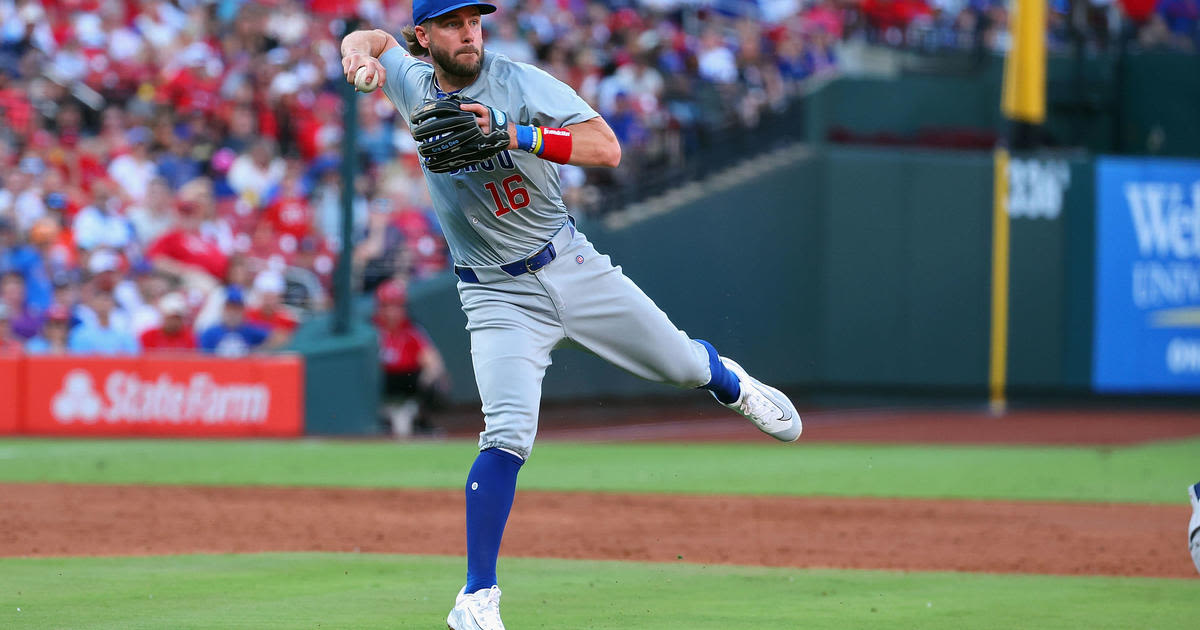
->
<box><xmin>408</xmin><ymin>146</ymin><xmax>1087</xmax><ymax>403</ymax></box>
<box><xmin>411</xmin><ymin>147</ymin><xmax>1200</xmax><ymax>404</ymax></box>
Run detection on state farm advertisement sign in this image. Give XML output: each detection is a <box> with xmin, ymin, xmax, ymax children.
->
<box><xmin>23</xmin><ymin>356</ymin><xmax>303</xmax><ymax>437</ymax></box>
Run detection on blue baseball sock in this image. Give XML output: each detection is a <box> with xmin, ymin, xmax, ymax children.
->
<box><xmin>695</xmin><ymin>339</ymin><xmax>741</xmax><ymax>404</ymax></box>
<box><xmin>464</xmin><ymin>447</ymin><xmax>524</xmax><ymax>593</ymax></box>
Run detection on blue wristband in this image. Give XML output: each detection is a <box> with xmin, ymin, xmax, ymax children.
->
<box><xmin>515</xmin><ymin>124</ymin><xmax>536</xmax><ymax>152</ymax></box>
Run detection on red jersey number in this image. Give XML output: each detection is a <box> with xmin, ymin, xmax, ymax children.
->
<box><xmin>484</xmin><ymin>175</ymin><xmax>530</xmax><ymax>217</ymax></box>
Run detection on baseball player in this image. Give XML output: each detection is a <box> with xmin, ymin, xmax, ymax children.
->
<box><xmin>1190</xmin><ymin>481</ymin><xmax>1200</xmax><ymax>574</ymax></box>
<box><xmin>341</xmin><ymin>3</ymin><xmax>802</xmax><ymax>627</ymax></box>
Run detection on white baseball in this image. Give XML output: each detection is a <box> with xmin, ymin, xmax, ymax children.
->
<box><xmin>354</xmin><ymin>66</ymin><xmax>380</xmax><ymax>93</ymax></box>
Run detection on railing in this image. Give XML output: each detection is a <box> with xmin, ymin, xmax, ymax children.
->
<box><xmin>581</xmin><ymin>88</ymin><xmax>811</xmax><ymax>215</ymax></box>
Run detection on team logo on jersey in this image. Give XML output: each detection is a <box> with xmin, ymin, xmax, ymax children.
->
<box><xmin>451</xmin><ymin>151</ymin><xmax>516</xmax><ymax>175</ymax></box>
<box><xmin>575</xmin><ymin>255</ymin><xmax>584</xmax><ymax>264</ymax></box>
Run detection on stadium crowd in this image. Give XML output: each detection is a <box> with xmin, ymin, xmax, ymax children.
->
<box><xmin>851</xmin><ymin>0</ymin><xmax>1199</xmax><ymax>54</ymax></box>
<box><xmin>0</xmin><ymin>0</ymin><xmax>841</xmax><ymax>358</ymax></box>
<box><xmin>0</xmin><ymin>0</ymin><xmax>1195</xmax><ymax>361</ymax></box>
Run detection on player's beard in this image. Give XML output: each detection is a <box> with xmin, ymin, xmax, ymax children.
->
<box><xmin>431</xmin><ymin>42</ymin><xmax>484</xmax><ymax>82</ymax></box>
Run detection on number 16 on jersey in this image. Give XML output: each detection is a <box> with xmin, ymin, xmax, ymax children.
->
<box><xmin>484</xmin><ymin>175</ymin><xmax>530</xmax><ymax>217</ymax></box>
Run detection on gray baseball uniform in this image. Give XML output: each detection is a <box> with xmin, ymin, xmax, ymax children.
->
<box><xmin>379</xmin><ymin>48</ymin><xmax>710</xmax><ymax>457</ymax></box>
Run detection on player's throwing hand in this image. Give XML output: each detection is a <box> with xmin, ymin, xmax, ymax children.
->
<box><xmin>341</xmin><ymin>52</ymin><xmax>387</xmax><ymax>89</ymax></box>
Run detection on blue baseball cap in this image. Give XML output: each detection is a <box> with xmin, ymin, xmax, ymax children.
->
<box><xmin>413</xmin><ymin>0</ymin><xmax>496</xmax><ymax>26</ymax></box>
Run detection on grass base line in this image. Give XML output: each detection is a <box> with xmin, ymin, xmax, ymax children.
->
<box><xmin>0</xmin><ymin>553</ymin><xmax>1195</xmax><ymax>630</ymax></box>
<box><xmin>0</xmin><ymin>437</ymin><xmax>1197</xmax><ymax>503</ymax></box>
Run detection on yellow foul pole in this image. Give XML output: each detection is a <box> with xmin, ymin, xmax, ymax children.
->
<box><xmin>989</xmin><ymin>148</ymin><xmax>1011</xmax><ymax>415</ymax></box>
<box><xmin>992</xmin><ymin>0</ymin><xmax>1046</xmax><ymax>414</ymax></box>
<box><xmin>1002</xmin><ymin>0</ymin><xmax>1048</xmax><ymax>125</ymax></box>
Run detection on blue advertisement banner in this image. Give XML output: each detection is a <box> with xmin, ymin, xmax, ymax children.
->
<box><xmin>1094</xmin><ymin>157</ymin><xmax>1200</xmax><ymax>392</ymax></box>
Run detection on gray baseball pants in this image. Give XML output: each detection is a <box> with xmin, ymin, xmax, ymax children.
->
<box><xmin>456</xmin><ymin>222</ymin><xmax>711</xmax><ymax>458</ymax></box>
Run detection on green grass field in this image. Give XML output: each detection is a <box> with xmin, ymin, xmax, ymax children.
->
<box><xmin>1</xmin><ymin>554</ymin><xmax>1194</xmax><ymax>629</ymax></box>
<box><xmin>1</xmin><ymin>436</ymin><xmax>1197</xmax><ymax>629</ymax></box>
<box><xmin>0</xmin><ymin>436</ymin><xmax>1197</xmax><ymax>502</ymax></box>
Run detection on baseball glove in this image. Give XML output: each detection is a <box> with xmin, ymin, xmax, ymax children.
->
<box><xmin>410</xmin><ymin>95</ymin><xmax>510</xmax><ymax>173</ymax></box>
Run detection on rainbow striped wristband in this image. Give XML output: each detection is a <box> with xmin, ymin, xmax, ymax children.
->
<box><xmin>515</xmin><ymin>124</ymin><xmax>542</xmax><ymax>154</ymax></box>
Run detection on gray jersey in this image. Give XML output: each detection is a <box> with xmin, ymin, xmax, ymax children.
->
<box><xmin>379</xmin><ymin>47</ymin><xmax>599</xmax><ymax>266</ymax></box>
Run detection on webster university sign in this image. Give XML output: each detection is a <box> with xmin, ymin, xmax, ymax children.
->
<box><xmin>1094</xmin><ymin>157</ymin><xmax>1200</xmax><ymax>392</ymax></box>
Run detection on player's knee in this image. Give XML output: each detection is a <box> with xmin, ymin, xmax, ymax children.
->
<box><xmin>478</xmin><ymin>413</ymin><xmax>537</xmax><ymax>459</ymax></box>
<box><xmin>660</xmin><ymin>344</ymin><xmax>712</xmax><ymax>389</ymax></box>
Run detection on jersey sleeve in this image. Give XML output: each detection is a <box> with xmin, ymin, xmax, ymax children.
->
<box><xmin>379</xmin><ymin>45</ymin><xmax>432</xmax><ymax>123</ymax></box>
<box><xmin>512</xmin><ymin>63</ymin><xmax>599</xmax><ymax>128</ymax></box>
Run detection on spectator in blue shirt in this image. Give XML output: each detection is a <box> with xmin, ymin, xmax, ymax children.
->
<box><xmin>25</xmin><ymin>304</ymin><xmax>72</xmax><ymax>355</ymax></box>
<box><xmin>7</xmin><ymin>218</ymin><xmax>59</xmax><ymax>312</ymax></box>
<box><xmin>0</xmin><ymin>217</ymin><xmax>18</xmax><ymax>275</ymax></box>
<box><xmin>68</xmin><ymin>288</ymin><xmax>140</xmax><ymax>355</ymax></box>
<box><xmin>157</xmin><ymin>129</ymin><xmax>203</xmax><ymax>190</ymax></box>
<box><xmin>1</xmin><ymin>271</ymin><xmax>42</xmax><ymax>339</ymax></box>
<box><xmin>198</xmin><ymin>286</ymin><xmax>269</xmax><ymax>357</ymax></box>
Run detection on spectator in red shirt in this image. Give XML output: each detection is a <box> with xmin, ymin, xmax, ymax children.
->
<box><xmin>294</xmin><ymin>93</ymin><xmax>342</xmax><ymax>161</ymax></box>
<box><xmin>261</xmin><ymin>174</ymin><xmax>314</xmax><ymax>241</ymax></box>
<box><xmin>374</xmin><ymin>279</ymin><xmax>447</xmax><ymax>436</ymax></box>
<box><xmin>145</xmin><ymin>201</ymin><xmax>228</xmax><ymax>293</ymax></box>
<box><xmin>0</xmin><ymin>66</ymin><xmax>34</xmax><ymax>139</ymax></box>
<box><xmin>861</xmin><ymin>0</ymin><xmax>934</xmax><ymax>38</ymax></box>
<box><xmin>389</xmin><ymin>204</ymin><xmax>449</xmax><ymax>279</ymax></box>
<box><xmin>159</xmin><ymin>55</ymin><xmax>221</xmax><ymax>117</ymax></box>
<box><xmin>139</xmin><ymin>293</ymin><xmax>196</xmax><ymax>352</ymax></box>
<box><xmin>242</xmin><ymin>221</ymin><xmax>290</xmax><ymax>276</ymax></box>
<box><xmin>245</xmin><ymin>270</ymin><xmax>299</xmax><ymax>342</ymax></box>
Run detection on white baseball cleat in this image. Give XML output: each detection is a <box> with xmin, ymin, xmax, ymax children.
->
<box><xmin>447</xmin><ymin>585</ymin><xmax>505</xmax><ymax>630</ymax></box>
<box><xmin>717</xmin><ymin>357</ymin><xmax>802</xmax><ymax>442</ymax></box>
<box><xmin>1188</xmin><ymin>482</ymin><xmax>1200</xmax><ymax>575</ymax></box>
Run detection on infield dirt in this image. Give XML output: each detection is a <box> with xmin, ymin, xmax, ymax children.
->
<box><xmin>2</xmin><ymin>483</ymin><xmax>1193</xmax><ymax>578</ymax></box>
<box><xmin>5</xmin><ymin>409</ymin><xmax>1197</xmax><ymax>580</ymax></box>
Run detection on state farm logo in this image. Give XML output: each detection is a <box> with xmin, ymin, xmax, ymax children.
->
<box><xmin>52</xmin><ymin>371</ymin><xmax>103</xmax><ymax>422</ymax></box>
<box><xmin>50</xmin><ymin>369</ymin><xmax>271</xmax><ymax>425</ymax></box>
